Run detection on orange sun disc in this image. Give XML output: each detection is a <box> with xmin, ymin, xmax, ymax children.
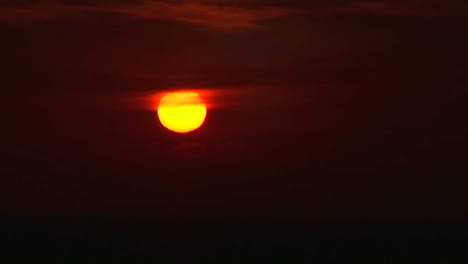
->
<box><xmin>157</xmin><ymin>91</ymin><xmax>207</xmax><ymax>133</ymax></box>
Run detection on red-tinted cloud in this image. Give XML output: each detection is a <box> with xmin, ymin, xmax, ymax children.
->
<box><xmin>306</xmin><ymin>2</ymin><xmax>435</xmax><ymax>17</ymax></box>
<box><xmin>0</xmin><ymin>1</ymin><xmax>442</xmax><ymax>31</ymax></box>
<box><xmin>0</xmin><ymin>1</ymin><xmax>295</xmax><ymax>30</ymax></box>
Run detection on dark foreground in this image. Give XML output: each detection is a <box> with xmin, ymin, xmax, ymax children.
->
<box><xmin>2</xmin><ymin>219</ymin><xmax>467</xmax><ymax>262</ymax></box>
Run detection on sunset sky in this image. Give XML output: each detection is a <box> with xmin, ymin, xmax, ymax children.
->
<box><xmin>1</xmin><ymin>0</ymin><xmax>467</xmax><ymax>220</ymax></box>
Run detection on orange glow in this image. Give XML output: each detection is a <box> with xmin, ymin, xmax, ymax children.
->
<box><xmin>157</xmin><ymin>91</ymin><xmax>207</xmax><ymax>133</ymax></box>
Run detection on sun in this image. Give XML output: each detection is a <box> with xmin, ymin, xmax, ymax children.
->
<box><xmin>157</xmin><ymin>91</ymin><xmax>207</xmax><ymax>133</ymax></box>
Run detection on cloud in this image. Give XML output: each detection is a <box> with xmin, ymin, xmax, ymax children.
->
<box><xmin>0</xmin><ymin>1</ymin><xmax>442</xmax><ymax>30</ymax></box>
<box><xmin>0</xmin><ymin>1</ymin><xmax>295</xmax><ymax>30</ymax></box>
<box><xmin>307</xmin><ymin>2</ymin><xmax>435</xmax><ymax>17</ymax></box>
<box><xmin>116</xmin><ymin>1</ymin><xmax>294</xmax><ymax>30</ymax></box>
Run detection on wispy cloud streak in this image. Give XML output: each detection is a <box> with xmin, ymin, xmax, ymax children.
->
<box><xmin>0</xmin><ymin>1</ymin><xmax>295</xmax><ymax>30</ymax></box>
<box><xmin>0</xmin><ymin>1</ymin><xmax>439</xmax><ymax>30</ymax></box>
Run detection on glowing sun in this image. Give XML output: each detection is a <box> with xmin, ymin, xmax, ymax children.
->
<box><xmin>157</xmin><ymin>91</ymin><xmax>207</xmax><ymax>133</ymax></box>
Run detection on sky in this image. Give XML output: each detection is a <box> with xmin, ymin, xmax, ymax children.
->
<box><xmin>1</xmin><ymin>0</ymin><xmax>467</xmax><ymax>220</ymax></box>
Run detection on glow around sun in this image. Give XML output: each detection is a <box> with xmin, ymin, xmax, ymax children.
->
<box><xmin>157</xmin><ymin>91</ymin><xmax>207</xmax><ymax>133</ymax></box>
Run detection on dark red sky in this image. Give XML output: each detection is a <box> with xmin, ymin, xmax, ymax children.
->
<box><xmin>1</xmin><ymin>0</ymin><xmax>467</xmax><ymax>220</ymax></box>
